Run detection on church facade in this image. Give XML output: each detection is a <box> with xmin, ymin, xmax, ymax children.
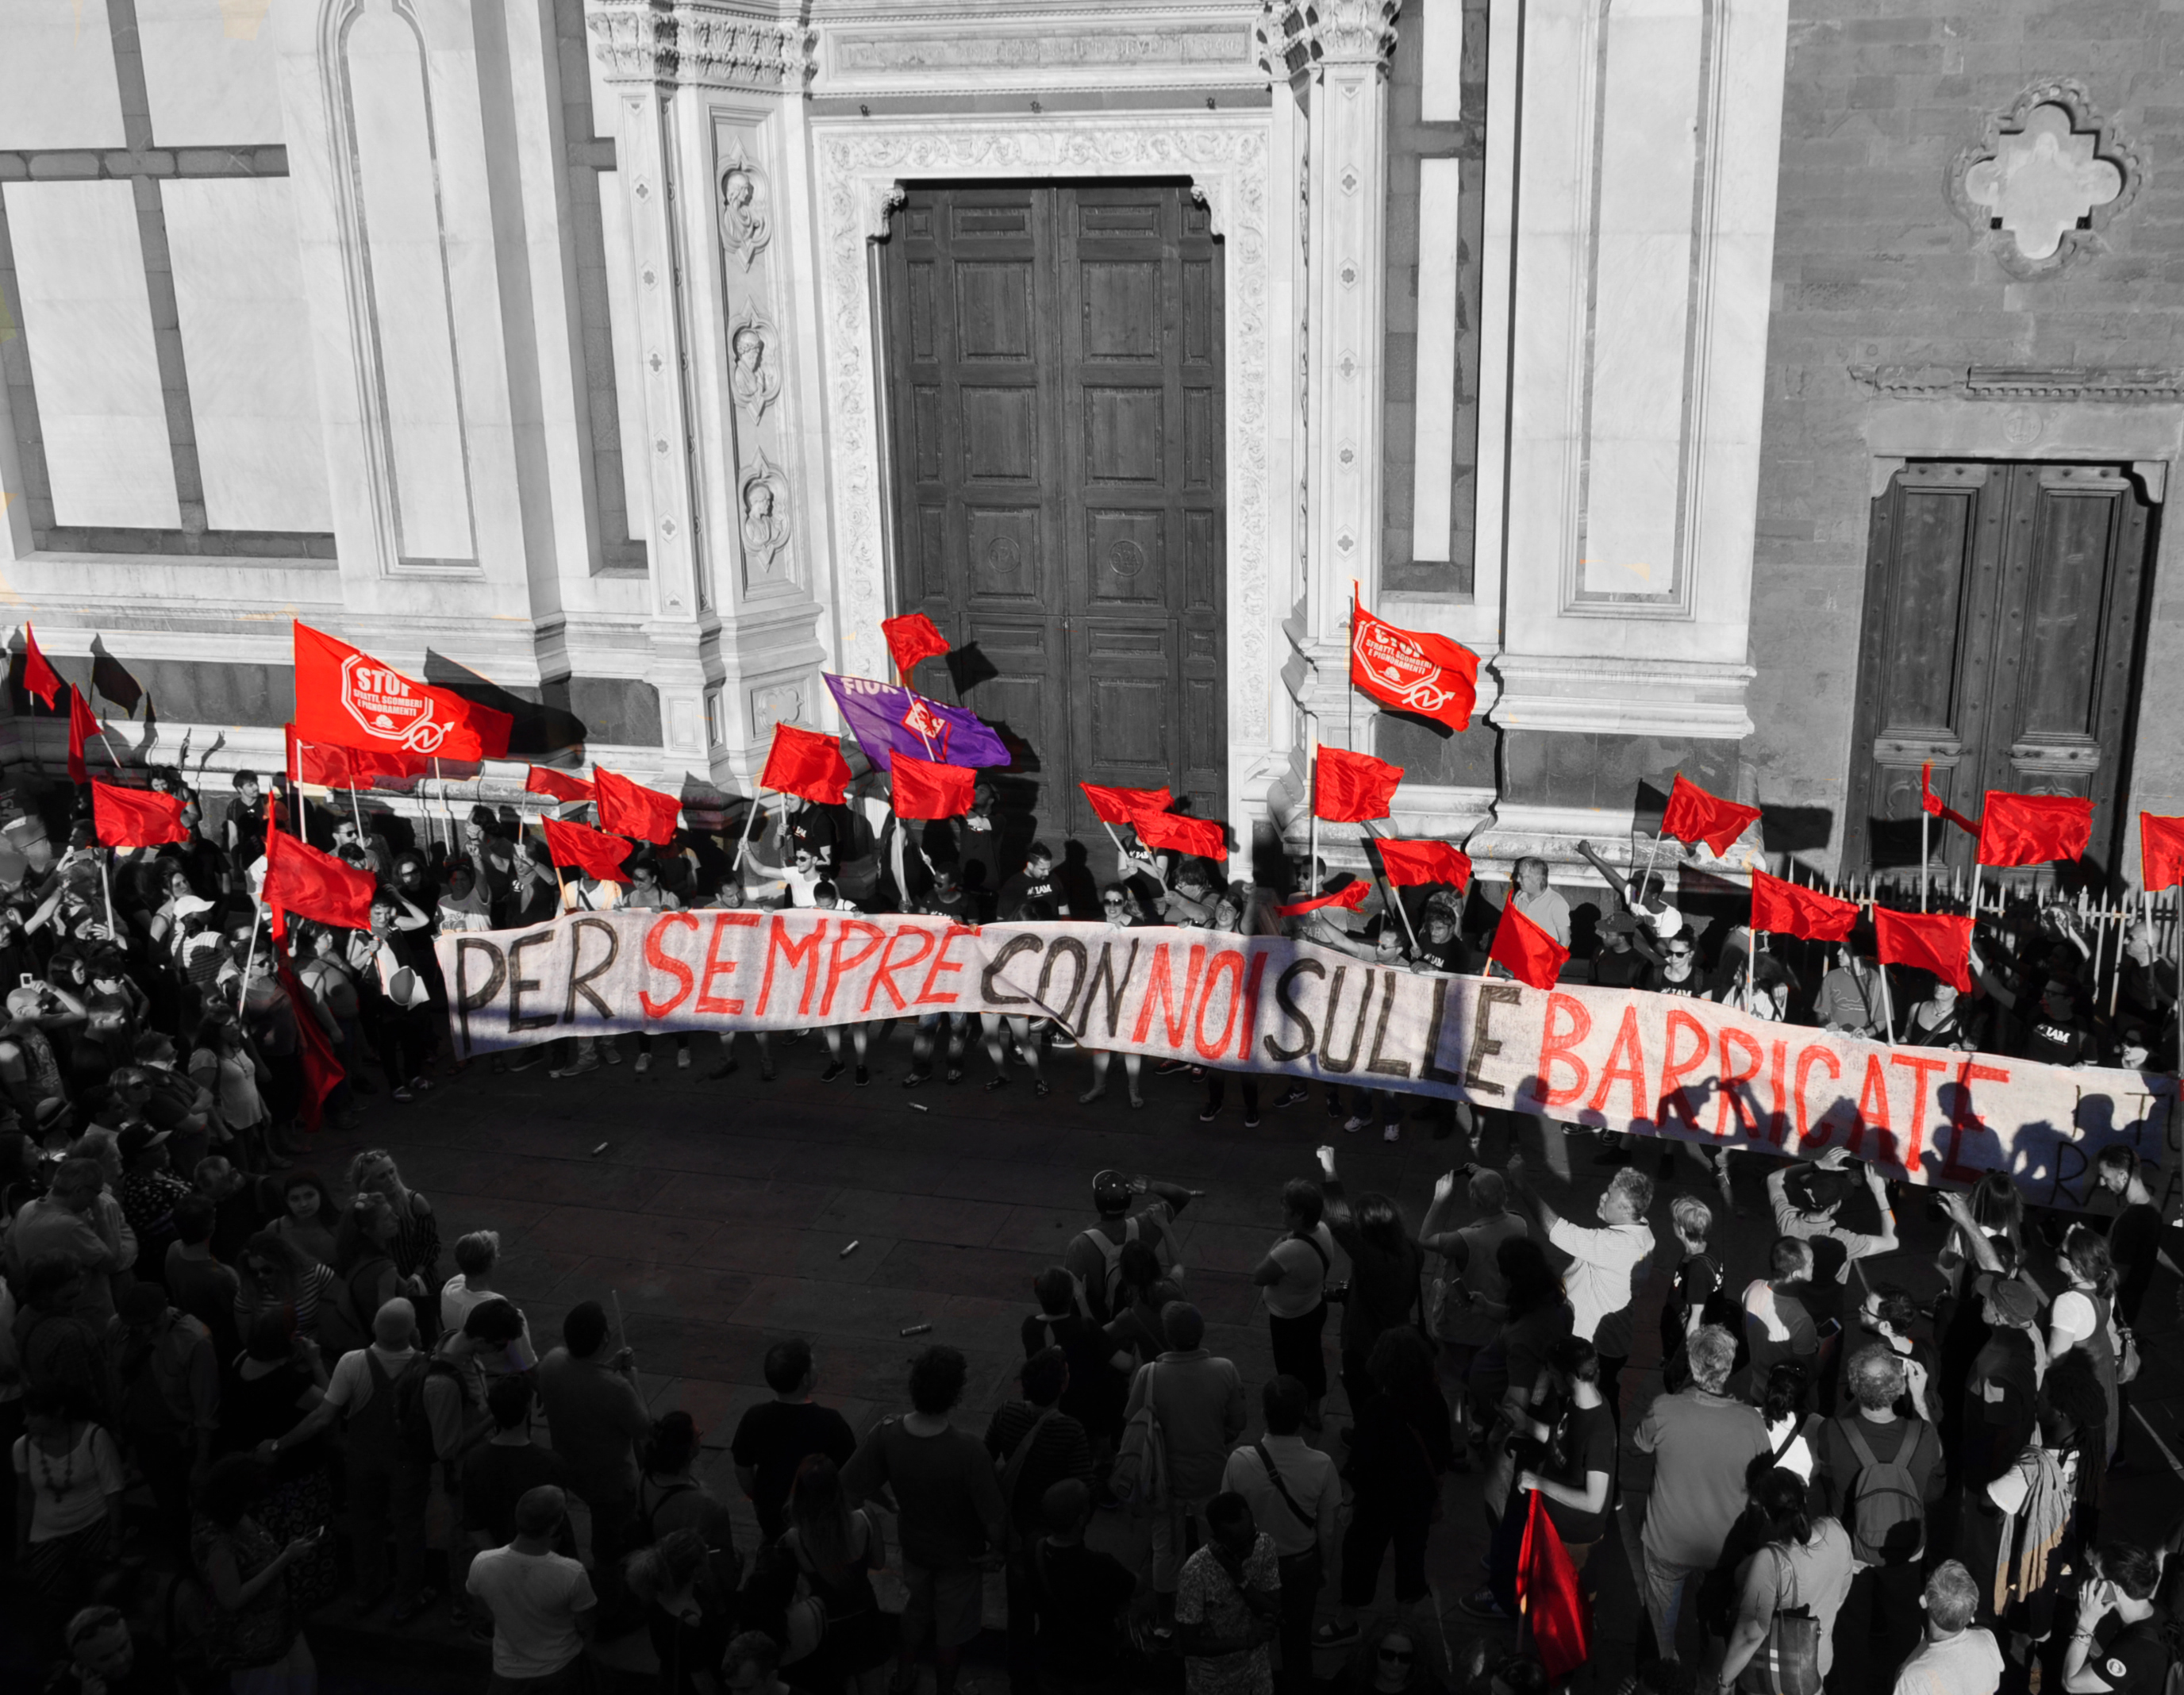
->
<box><xmin>0</xmin><ymin>0</ymin><xmax>2176</xmax><ymax>889</ymax></box>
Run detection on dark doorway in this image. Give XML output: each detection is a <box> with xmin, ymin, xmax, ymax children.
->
<box><xmin>1844</xmin><ymin>460</ymin><xmax>2157</xmax><ymax>886</ymax></box>
<box><xmin>877</xmin><ymin>183</ymin><xmax>1227</xmax><ymax>869</ymax></box>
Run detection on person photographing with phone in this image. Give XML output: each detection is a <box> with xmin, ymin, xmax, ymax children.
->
<box><xmin>2062</xmin><ymin>1543</ymin><xmax>2174</xmax><ymax>1695</ymax></box>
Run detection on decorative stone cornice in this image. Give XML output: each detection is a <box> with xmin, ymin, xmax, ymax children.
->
<box><xmin>1848</xmin><ymin>363</ymin><xmax>2184</xmax><ymax>402</ymax></box>
<box><xmin>586</xmin><ymin>0</ymin><xmax>813</xmax><ymax>92</ymax></box>
<box><xmin>1255</xmin><ymin>0</ymin><xmax>1402</xmax><ymax>78</ymax></box>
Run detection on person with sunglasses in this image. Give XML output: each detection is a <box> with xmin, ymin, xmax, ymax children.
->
<box><xmin>1340</xmin><ymin>1618</ymin><xmax>1449</xmax><ymax>1695</ymax></box>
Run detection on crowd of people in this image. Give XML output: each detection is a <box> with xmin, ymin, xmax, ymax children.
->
<box><xmin>0</xmin><ymin>765</ymin><xmax>2177</xmax><ymax>1695</ymax></box>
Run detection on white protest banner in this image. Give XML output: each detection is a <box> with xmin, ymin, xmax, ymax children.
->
<box><xmin>438</xmin><ymin>913</ymin><xmax>2171</xmax><ymax>1205</ymax></box>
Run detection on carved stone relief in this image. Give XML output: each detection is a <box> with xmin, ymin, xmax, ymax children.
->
<box><xmin>719</xmin><ymin>139</ymin><xmax>773</xmax><ymax>271</ymax></box>
<box><xmin>739</xmin><ymin>451</ymin><xmax>793</xmax><ymax>578</ymax></box>
<box><xmin>585</xmin><ymin>0</ymin><xmax>813</xmax><ymax>91</ymax></box>
<box><xmin>750</xmin><ymin>680</ymin><xmax>805</xmax><ymax>741</ymax></box>
<box><xmin>726</xmin><ymin>299</ymin><xmax>782</xmax><ymax>424</ymax></box>
<box><xmin>1949</xmin><ymin>80</ymin><xmax>2141</xmax><ymax>278</ymax></box>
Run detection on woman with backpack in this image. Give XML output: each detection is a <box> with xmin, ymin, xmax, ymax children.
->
<box><xmin>782</xmin><ymin>1455</ymin><xmax>893</xmax><ymax>1695</ymax></box>
<box><xmin>637</xmin><ymin>1411</ymin><xmax>737</xmax><ymax>1551</ymax></box>
<box><xmin>323</xmin><ymin>1194</ymin><xmax>406</xmax><ymax>1358</ymax></box>
<box><xmin>1717</xmin><ymin>1466</ymin><xmax>1856</xmax><ymax>1693</ymax></box>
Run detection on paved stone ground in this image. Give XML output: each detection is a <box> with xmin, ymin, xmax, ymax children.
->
<box><xmin>294</xmin><ymin>1024</ymin><xmax>2184</xmax><ymax>1693</ymax></box>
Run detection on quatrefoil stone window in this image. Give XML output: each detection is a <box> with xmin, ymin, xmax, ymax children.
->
<box><xmin>1951</xmin><ymin>81</ymin><xmax>2140</xmax><ymax>277</ymax></box>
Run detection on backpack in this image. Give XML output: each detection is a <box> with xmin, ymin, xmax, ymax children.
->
<box><xmin>1110</xmin><ymin>1363</ymin><xmax>1169</xmax><ymax>1510</ymax></box>
<box><xmin>1075</xmin><ymin>1217</ymin><xmax>1143</xmax><ymax>1323</ymax></box>
<box><xmin>393</xmin><ymin>1352</ymin><xmax>467</xmax><ymax>1465</ymax></box>
<box><xmin>1837</xmin><ymin>1416</ymin><xmax>1929</xmax><ymax>1565</ymax></box>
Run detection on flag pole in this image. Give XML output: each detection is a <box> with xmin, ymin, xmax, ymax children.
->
<box><xmin>1920</xmin><ymin>801</ymin><xmax>1930</xmax><ymax>913</ymax></box>
<box><xmin>1306</xmin><ymin>747</ymin><xmax>1321</xmax><ymax>900</ymax></box>
<box><xmin>236</xmin><ymin>902</ymin><xmax>262</xmax><ymax>1017</ymax></box>
<box><xmin>1360</xmin><ymin>821</ymin><xmax>1420</xmax><ymax>952</ymax></box>
<box><xmin>1876</xmin><ymin>959</ymin><xmax>1896</xmax><ymax>1043</ymax></box>
<box><xmin>533</xmin><ymin>817</ymin><xmax>570</xmax><ymax>907</ymax></box>
<box><xmin>100</xmin><ymin>848</ymin><xmax>116</xmax><ymax>941</ymax></box>
<box><xmin>733</xmin><ymin>786</ymin><xmax>764</xmax><ymax>869</ymax></box>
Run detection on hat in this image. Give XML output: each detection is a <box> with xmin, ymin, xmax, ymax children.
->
<box><xmin>1974</xmin><ymin>1272</ymin><xmax>2040</xmax><ymax>1328</ymax></box>
<box><xmin>33</xmin><ymin>1097</ymin><xmax>71</xmax><ymax>1132</ymax></box>
<box><xmin>1091</xmin><ymin>1169</ymin><xmax>1132</xmax><ymax>1212</ymax></box>
<box><xmin>1784</xmin><ymin>1164</ymin><xmax>1853</xmax><ymax>1213</ymax></box>
<box><xmin>1599</xmin><ymin>912</ymin><xmax>1643</xmax><ymax>936</ymax></box>
<box><xmin>117</xmin><ymin>1124</ymin><xmax>169</xmax><ymax>1163</ymax></box>
<box><xmin>170</xmin><ymin>894</ymin><xmax>214</xmax><ymax>920</ymax></box>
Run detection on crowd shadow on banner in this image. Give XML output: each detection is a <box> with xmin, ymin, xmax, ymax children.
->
<box><xmin>1518</xmin><ymin>1052</ymin><xmax>2167</xmax><ymax>1211</ymax></box>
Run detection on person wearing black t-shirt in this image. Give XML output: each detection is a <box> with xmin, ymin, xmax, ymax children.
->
<box><xmin>1590</xmin><ymin>917</ymin><xmax>1652</xmax><ymax>990</ymax></box>
<box><xmin>2094</xmin><ymin>1147</ymin><xmax>2163</xmax><ymax>1328</ymax></box>
<box><xmin>1029</xmin><ymin>1478</ymin><xmax>1140</xmax><ymax>1688</ymax></box>
<box><xmin>1516</xmin><ymin>1336</ymin><xmax>1617</xmax><ymax>1570</ymax></box>
<box><xmin>782</xmin><ymin>796</ymin><xmax>839</xmax><ymax>874</ymax></box>
<box><xmin>2019</xmin><ymin>977</ymin><xmax>2098</xmax><ymax>1067</ymax></box>
<box><xmin>2065</xmin><ymin>1542</ymin><xmax>2173</xmax><ymax>1695</ymax></box>
<box><xmin>730</xmin><ymin>1339</ymin><xmax>856</xmax><ymax>1545</ymax></box>
<box><xmin>998</xmin><ymin>843</ymin><xmax>1068</xmax><ymax>921</ymax></box>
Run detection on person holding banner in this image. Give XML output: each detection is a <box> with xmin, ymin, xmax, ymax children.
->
<box><xmin>699</xmin><ymin>883</ymin><xmax>776</xmax><ymax>1086</ymax></box>
<box><xmin>1079</xmin><ymin>889</ymin><xmax>1151</xmax><ymax>1110</ymax></box>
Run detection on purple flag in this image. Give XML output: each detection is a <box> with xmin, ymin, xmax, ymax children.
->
<box><xmin>823</xmin><ymin>673</ymin><xmax>1012</xmax><ymax>773</ymax></box>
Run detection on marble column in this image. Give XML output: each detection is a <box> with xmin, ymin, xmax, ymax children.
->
<box><xmin>585</xmin><ymin>0</ymin><xmax>826</xmax><ymax>788</ymax></box>
<box><xmin>1271</xmin><ymin>0</ymin><xmax>1405</xmax><ymax>855</ymax></box>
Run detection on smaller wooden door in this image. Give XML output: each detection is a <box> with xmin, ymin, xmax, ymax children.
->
<box><xmin>1844</xmin><ymin>461</ymin><xmax>2155</xmax><ymax>886</ymax></box>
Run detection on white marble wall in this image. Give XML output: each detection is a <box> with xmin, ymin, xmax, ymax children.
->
<box><xmin>3</xmin><ymin>179</ymin><xmax>180</xmax><ymax>530</ymax></box>
<box><xmin>1410</xmin><ymin>158</ymin><xmax>1461</xmax><ymax>563</ymax></box>
<box><xmin>137</xmin><ymin>0</ymin><xmax>285</xmax><ymax>145</ymax></box>
<box><xmin>0</xmin><ymin>0</ymin><xmax>125</xmax><ymax>149</ymax></box>
<box><xmin>163</xmin><ymin>178</ymin><xmax>334</xmax><ymax>532</ymax></box>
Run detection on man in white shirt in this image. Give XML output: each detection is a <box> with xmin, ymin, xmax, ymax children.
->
<box><xmin>1507</xmin><ymin>1159</ymin><xmax>1655</xmax><ymax>1417</ymax></box>
<box><xmin>1894</xmin><ymin>1560</ymin><xmax>2002</xmax><ymax>1695</ymax></box>
<box><xmin>1512</xmin><ymin>857</ymin><xmax>1571</xmax><ymax>949</ymax></box>
<box><xmin>1249</xmin><ymin>1181</ymin><xmax>1336</xmax><ymax>1428</ymax></box>
<box><xmin>467</xmin><ymin>1485</ymin><xmax>597</xmax><ymax>1693</ymax></box>
<box><xmin>1221</xmin><ymin>1378</ymin><xmax>1340</xmax><ymax>1695</ymax></box>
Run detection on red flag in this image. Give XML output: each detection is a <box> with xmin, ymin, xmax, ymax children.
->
<box><xmin>91</xmin><ymin>780</ymin><xmax>186</xmax><ymax>848</ymax></box>
<box><xmin>1314</xmin><ymin>745</ymin><xmax>1404</xmax><ymax>824</ymax></box>
<box><xmin>1517</xmin><ymin>1490</ymin><xmax>1590</xmax><ymax>1682</ymax></box>
<box><xmin>289</xmin><ymin>725</ymin><xmax>430</xmax><ymax>787</ymax></box>
<box><xmin>526</xmin><ymin>766</ymin><xmax>594</xmax><ymax>805</ymax></box>
<box><xmin>278</xmin><ymin>953</ymin><xmax>344</xmax><ymax>1132</ymax></box>
<box><xmin>18</xmin><ymin>625</ymin><xmax>60</xmax><ymax>710</ymax></box>
<box><xmin>1659</xmin><ymin>773</ymin><xmax>1761</xmax><ymax>855</ymax></box>
<box><xmin>1134</xmin><ymin>809</ymin><xmax>1228</xmax><ymax>862</ymax></box>
<box><xmin>1490</xmin><ymin>898</ymin><xmax>1569</xmax><ymax>990</ymax></box>
<box><xmin>543</xmin><ymin>817</ymin><xmax>635</xmax><ymax>884</ymax></box>
<box><xmin>1375</xmin><ymin>839</ymin><xmax>1471</xmax><ymax>890</ymax></box>
<box><xmin>2143</xmin><ymin>814</ymin><xmax>2184</xmax><ymax>894</ymax></box>
<box><xmin>1350</xmin><ymin>594</ymin><xmax>1480</xmax><ymax>732</ymax></box>
<box><xmin>292</xmin><ymin>621</ymin><xmax>513</xmax><ymax>761</ymax></box>
<box><xmin>1749</xmin><ymin>869</ymin><xmax>1859</xmax><ymax>942</ymax></box>
<box><xmin>1277</xmin><ymin>880</ymin><xmax>1371</xmax><ymax>919</ymax></box>
<box><xmin>1977</xmin><ymin>790</ymin><xmax>2094</xmax><ymax>868</ymax></box>
<box><xmin>66</xmin><ymin>686</ymin><xmax>99</xmax><ymax>783</ymax></box>
<box><xmin>594</xmin><ymin>767</ymin><xmax>681</xmax><ymax>844</ymax></box>
<box><xmin>881</xmin><ymin>613</ymin><xmax>952</xmax><ymax>682</ymax></box>
<box><xmin>890</xmin><ymin>752</ymin><xmax>979</xmax><ymax>821</ymax></box>
<box><xmin>1081</xmin><ymin>782</ymin><xmax>1175</xmax><ymax>827</ymax></box>
<box><xmin>1921</xmin><ymin>763</ymin><xmax>1979</xmax><ymax>836</ymax></box>
<box><xmin>263</xmin><ymin>828</ymin><xmax>377</xmax><ymax>930</ymax></box>
<box><xmin>759</xmin><ymin>724</ymin><xmax>852</xmax><ymax>806</ymax></box>
<box><xmin>1874</xmin><ymin>906</ymin><xmax>1973</xmax><ymax>994</ymax></box>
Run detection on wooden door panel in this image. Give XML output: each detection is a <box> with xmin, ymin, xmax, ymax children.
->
<box><xmin>956</xmin><ymin>386</ymin><xmax>1040</xmax><ymax>483</ymax></box>
<box><xmin>952</xmin><ymin>260</ymin><xmax>1037</xmax><ymax>361</ymax></box>
<box><xmin>1086</xmin><ymin>509</ymin><xmax>1167</xmax><ymax>606</ymax></box>
<box><xmin>1081</xmin><ymin>386</ymin><xmax>1165</xmax><ymax>485</ymax></box>
<box><xmin>1080</xmin><ymin>262</ymin><xmax>1163</xmax><ymax>359</ymax></box>
<box><xmin>963</xmin><ymin>505</ymin><xmax>1044</xmax><ymax>605</ymax></box>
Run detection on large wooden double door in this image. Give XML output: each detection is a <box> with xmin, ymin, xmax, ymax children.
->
<box><xmin>879</xmin><ymin>183</ymin><xmax>1226</xmax><ymax>870</ymax></box>
<box><xmin>1844</xmin><ymin>460</ymin><xmax>2157</xmax><ymax>883</ymax></box>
